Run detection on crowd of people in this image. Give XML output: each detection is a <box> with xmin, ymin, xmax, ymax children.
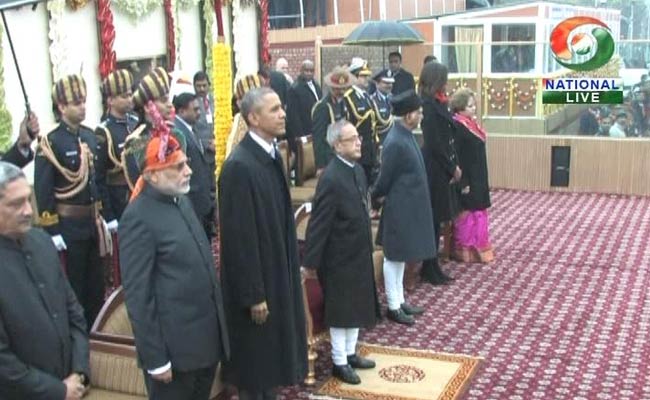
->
<box><xmin>0</xmin><ymin>51</ymin><xmax>496</xmax><ymax>399</ymax></box>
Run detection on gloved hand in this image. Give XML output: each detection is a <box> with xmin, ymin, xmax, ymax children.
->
<box><xmin>51</xmin><ymin>235</ymin><xmax>67</xmax><ymax>251</ymax></box>
<box><xmin>106</xmin><ymin>219</ymin><xmax>118</xmax><ymax>233</ymax></box>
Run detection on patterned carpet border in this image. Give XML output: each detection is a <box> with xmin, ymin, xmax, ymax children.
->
<box><xmin>315</xmin><ymin>343</ymin><xmax>482</xmax><ymax>400</ymax></box>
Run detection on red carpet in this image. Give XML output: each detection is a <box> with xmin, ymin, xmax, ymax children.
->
<box><xmin>279</xmin><ymin>189</ymin><xmax>650</xmax><ymax>399</ymax></box>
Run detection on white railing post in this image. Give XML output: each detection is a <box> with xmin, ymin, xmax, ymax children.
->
<box><xmin>333</xmin><ymin>0</ymin><xmax>339</xmax><ymax>25</ymax></box>
<box><xmin>299</xmin><ymin>0</ymin><xmax>304</xmax><ymax>28</ymax></box>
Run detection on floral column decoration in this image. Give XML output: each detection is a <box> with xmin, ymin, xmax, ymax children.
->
<box><xmin>258</xmin><ymin>0</ymin><xmax>270</xmax><ymax>65</ymax></box>
<box><xmin>47</xmin><ymin>0</ymin><xmax>69</xmax><ymax>81</ymax></box>
<box><xmin>97</xmin><ymin>0</ymin><xmax>116</xmax><ymax>79</ymax></box>
<box><xmin>0</xmin><ymin>24</ymin><xmax>12</xmax><ymax>152</ymax></box>
<box><xmin>212</xmin><ymin>0</ymin><xmax>232</xmax><ymax>176</ymax></box>
<box><xmin>203</xmin><ymin>0</ymin><xmax>215</xmax><ymax>77</ymax></box>
<box><xmin>164</xmin><ymin>0</ymin><xmax>176</xmax><ymax>70</ymax></box>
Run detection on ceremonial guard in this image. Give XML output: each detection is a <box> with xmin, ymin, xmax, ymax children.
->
<box><xmin>35</xmin><ymin>74</ymin><xmax>111</xmax><ymax>329</ymax></box>
<box><xmin>311</xmin><ymin>67</ymin><xmax>353</xmax><ymax>172</ymax></box>
<box><xmin>95</xmin><ymin>69</ymin><xmax>137</xmax><ymax>224</ymax></box>
<box><xmin>344</xmin><ymin>58</ymin><xmax>378</xmax><ymax>184</ymax></box>
<box><xmin>371</xmin><ymin>70</ymin><xmax>395</xmax><ymax>144</ymax></box>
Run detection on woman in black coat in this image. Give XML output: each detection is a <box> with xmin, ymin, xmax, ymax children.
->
<box><xmin>450</xmin><ymin>88</ymin><xmax>494</xmax><ymax>263</ymax></box>
<box><xmin>418</xmin><ymin>62</ymin><xmax>459</xmax><ymax>284</ymax></box>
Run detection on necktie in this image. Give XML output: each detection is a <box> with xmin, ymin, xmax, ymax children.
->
<box><xmin>308</xmin><ymin>81</ymin><xmax>318</xmax><ymax>100</ymax></box>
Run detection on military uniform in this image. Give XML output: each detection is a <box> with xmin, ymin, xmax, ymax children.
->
<box><xmin>343</xmin><ymin>86</ymin><xmax>377</xmax><ymax>183</ymax></box>
<box><xmin>95</xmin><ymin>113</ymin><xmax>139</xmax><ymax>221</ymax></box>
<box><xmin>35</xmin><ymin>119</ymin><xmax>109</xmax><ymax>330</ymax></box>
<box><xmin>311</xmin><ymin>94</ymin><xmax>348</xmax><ymax>169</ymax></box>
<box><xmin>371</xmin><ymin>91</ymin><xmax>393</xmax><ymax>143</ymax></box>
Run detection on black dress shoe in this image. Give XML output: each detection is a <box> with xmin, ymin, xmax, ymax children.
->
<box><xmin>401</xmin><ymin>303</ymin><xmax>424</xmax><ymax>316</ymax></box>
<box><xmin>332</xmin><ymin>364</ymin><xmax>361</xmax><ymax>384</ymax></box>
<box><xmin>387</xmin><ymin>309</ymin><xmax>415</xmax><ymax>325</ymax></box>
<box><xmin>347</xmin><ymin>354</ymin><xmax>376</xmax><ymax>369</ymax></box>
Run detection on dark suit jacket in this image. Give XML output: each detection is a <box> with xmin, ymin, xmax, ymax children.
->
<box><xmin>0</xmin><ymin>229</ymin><xmax>88</xmax><ymax>400</ymax></box>
<box><xmin>119</xmin><ymin>184</ymin><xmax>229</xmax><ymax>372</ymax></box>
<box><xmin>454</xmin><ymin>122</ymin><xmax>491</xmax><ymax>211</ymax></box>
<box><xmin>286</xmin><ymin>76</ymin><xmax>322</xmax><ymax>152</ymax></box>
<box><xmin>1</xmin><ymin>141</ymin><xmax>33</xmax><ymax>168</ymax></box>
<box><xmin>270</xmin><ymin>70</ymin><xmax>290</xmax><ymax>107</ymax></box>
<box><xmin>174</xmin><ymin>116</ymin><xmax>215</xmax><ymax>222</ymax></box>
<box><xmin>384</xmin><ymin>68</ymin><xmax>415</xmax><ymax>96</ymax></box>
<box><xmin>304</xmin><ymin>157</ymin><xmax>380</xmax><ymax>328</ymax></box>
<box><xmin>372</xmin><ymin>122</ymin><xmax>436</xmax><ymax>262</ymax></box>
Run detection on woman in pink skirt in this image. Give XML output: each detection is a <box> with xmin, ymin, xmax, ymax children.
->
<box><xmin>450</xmin><ymin>88</ymin><xmax>494</xmax><ymax>263</ymax></box>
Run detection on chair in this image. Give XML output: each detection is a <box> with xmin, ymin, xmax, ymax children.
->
<box><xmin>89</xmin><ymin>287</ymin><xmax>226</xmax><ymax>399</ymax></box>
<box><xmin>294</xmin><ymin>203</ymin><xmax>384</xmax><ymax>385</ymax></box>
<box><xmin>294</xmin><ymin>135</ymin><xmax>318</xmax><ymax>188</ymax></box>
<box><xmin>276</xmin><ymin>139</ymin><xmax>291</xmax><ymax>183</ymax></box>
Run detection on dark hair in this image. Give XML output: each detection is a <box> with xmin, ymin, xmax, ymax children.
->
<box><xmin>423</xmin><ymin>55</ymin><xmax>437</xmax><ymax>65</ymax></box>
<box><xmin>418</xmin><ymin>62</ymin><xmax>448</xmax><ymax>98</ymax></box>
<box><xmin>388</xmin><ymin>51</ymin><xmax>402</xmax><ymax>61</ymax></box>
<box><xmin>172</xmin><ymin>92</ymin><xmax>197</xmax><ymax>112</ymax></box>
<box><xmin>193</xmin><ymin>71</ymin><xmax>210</xmax><ymax>84</ymax></box>
<box><xmin>241</xmin><ymin>87</ymin><xmax>275</xmax><ymax>126</ymax></box>
<box><xmin>258</xmin><ymin>67</ymin><xmax>271</xmax><ymax>80</ymax></box>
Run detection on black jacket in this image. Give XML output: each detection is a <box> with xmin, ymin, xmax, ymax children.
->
<box><xmin>0</xmin><ymin>229</ymin><xmax>89</xmax><ymax>400</ymax></box>
<box><xmin>304</xmin><ymin>157</ymin><xmax>380</xmax><ymax>328</ymax></box>
<box><xmin>1</xmin><ymin>141</ymin><xmax>33</xmax><ymax>168</ymax></box>
<box><xmin>286</xmin><ymin>76</ymin><xmax>322</xmax><ymax>152</ymax></box>
<box><xmin>119</xmin><ymin>184</ymin><xmax>229</xmax><ymax>372</ymax></box>
<box><xmin>174</xmin><ymin>116</ymin><xmax>215</xmax><ymax>222</ymax></box>
<box><xmin>421</xmin><ymin>97</ymin><xmax>459</xmax><ymax>223</ymax></box>
<box><xmin>380</xmin><ymin>68</ymin><xmax>415</xmax><ymax>96</ymax></box>
<box><xmin>219</xmin><ymin>133</ymin><xmax>307</xmax><ymax>391</ymax></box>
<box><xmin>454</xmin><ymin>121</ymin><xmax>491</xmax><ymax>211</ymax></box>
<box><xmin>34</xmin><ymin>122</ymin><xmax>107</xmax><ymax>238</ymax></box>
<box><xmin>372</xmin><ymin>122</ymin><xmax>437</xmax><ymax>262</ymax></box>
<box><xmin>270</xmin><ymin>70</ymin><xmax>290</xmax><ymax>108</ymax></box>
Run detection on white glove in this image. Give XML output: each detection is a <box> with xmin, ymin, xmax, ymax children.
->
<box><xmin>106</xmin><ymin>219</ymin><xmax>118</xmax><ymax>233</ymax></box>
<box><xmin>51</xmin><ymin>235</ymin><xmax>67</xmax><ymax>251</ymax></box>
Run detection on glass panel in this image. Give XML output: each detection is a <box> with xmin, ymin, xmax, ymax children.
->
<box><xmin>491</xmin><ymin>24</ymin><xmax>535</xmax><ymax>73</ymax></box>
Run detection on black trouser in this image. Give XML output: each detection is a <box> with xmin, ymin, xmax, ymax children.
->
<box><xmin>143</xmin><ymin>366</ymin><xmax>217</xmax><ymax>400</ymax></box>
<box><xmin>238</xmin><ymin>387</ymin><xmax>278</xmax><ymax>400</ymax></box>
<box><xmin>421</xmin><ymin>220</ymin><xmax>442</xmax><ymax>277</ymax></box>
<box><xmin>64</xmin><ymin>237</ymin><xmax>105</xmax><ymax>330</ymax></box>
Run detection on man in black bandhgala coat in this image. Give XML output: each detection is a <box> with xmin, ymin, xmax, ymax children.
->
<box><xmin>303</xmin><ymin>120</ymin><xmax>380</xmax><ymax>385</ymax></box>
<box><xmin>219</xmin><ymin>87</ymin><xmax>307</xmax><ymax>399</ymax></box>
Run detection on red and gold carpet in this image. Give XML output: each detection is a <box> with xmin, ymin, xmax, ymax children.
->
<box><xmin>315</xmin><ymin>343</ymin><xmax>480</xmax><ymax>400</ymax></box>
<box><xmin>277</xmin><ymin>190</ymin><xmax>650</xmax><ymax>399</ymax></box>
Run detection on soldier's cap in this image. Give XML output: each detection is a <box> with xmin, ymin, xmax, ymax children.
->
<box><xmin>235</xmin><ymin>74</ymin><xmax>262</xmax><ymax>101</ymax></box>
<box><xmin>324</xmin><ymin>67</ymin><xmax>355</xmax><ymax>89</ymax></box>
<box><xmin>373</xmin><ymin>69</ymin><xmax>395</xmax><ymax>84</ymax></box>
<box><xmin>133</xmin><ymin>67</ymin><xmax>171</xmax><ymax>107</ymax></box>
<box><xmin>52</xmin><ymin>74</ymin><xmax>87</xmax><ymax>105</ymax></box>
<box><xmin>348</xmin><ymin>57</ymin><xmax>372</xmax><ymax>77</ymax></box>
<box><xmin>391</xmin><ymin>89</ymin><xmax>422</xmax><ymax>116</ymax></box>
<box><xmin>101</xmin><ymin>69</ymin><xmax>134</xmax><ymax>98</ymax></box>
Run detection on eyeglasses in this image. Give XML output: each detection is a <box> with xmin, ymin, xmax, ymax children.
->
<box><xmin>339</xmin><ymin>135</ymin><xmax>362</xmax><ymax>143</ymax></box>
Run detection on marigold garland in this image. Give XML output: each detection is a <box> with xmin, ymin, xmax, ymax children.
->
<box><xmin>66</xmin><ymin>0</ymin><xmax>90</xmax><ymax>10</ymax></box>
<box><xmin>212</xmin><ymin>42</ymin><xmax>233</xmax><ymax>176</ymax></box>
<box><xmin>0</xmin><ymin>24</ymin><xmax>12</xmax><ymax>153</ymax></box>
<box><xmin>97</xmin><ymin>0</ymin><xmax>117</xmax><ymax>79</ymax></box>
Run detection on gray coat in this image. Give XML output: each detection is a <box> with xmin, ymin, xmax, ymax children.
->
<box><xmin>372</xmin><ymin>121</ymin><xmax>437</xmax><ymax>262</ymax></box>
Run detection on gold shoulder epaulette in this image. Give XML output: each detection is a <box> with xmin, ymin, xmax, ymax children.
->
<box><xmin>37</xmin><ymin>211</ymin><xmax>59</xmax><ymax>227</ymax></box>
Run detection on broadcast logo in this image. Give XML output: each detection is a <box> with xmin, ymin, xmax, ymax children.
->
<box><xmin>543</xmin><ymin>16</ymin><xmax>622</xmax><ymax>105</ymax></box>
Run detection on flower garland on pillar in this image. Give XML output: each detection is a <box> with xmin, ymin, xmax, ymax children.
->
<box><xmin>203</xmin><ymin>0</ymin><xmax>214</xmax><ymax>77</ymax></box>
<box><xmin>97</xmin><ymin>0</ymin><xmax>116</xmax><ymax>79</ymax></box>
<box><xmin>258</xmin><ymin>0</ymin><xmax>270</xmax><ymax>65</ymax></box>
<box><xmin>212</xmin><ymin>0</ymin><xmax>232</xmax><ymax>176</ymax></box>
<box><xmin>164</xmin><ymin>0</ymin><xmax>176</xmax><ymax>70</ymax></box>
<box><xmin>0</xmin><ymin>24</ymin><xmax>12</xmax><ymax>152</ymax></box>
<box><xmin>47</xmin><ymin>0</ymin><xmax>69</xmax><ymax>81</ymax></box>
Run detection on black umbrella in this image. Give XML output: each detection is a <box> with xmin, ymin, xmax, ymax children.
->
<box><xmin>343</xmin><ymin>20</ymin><xmax>425</xmax><ymax>68</ymax></box>
<box><xmin>1</xmin><ymin>0</ymin><xmax>46</xmax><ymax>138</ymax></box>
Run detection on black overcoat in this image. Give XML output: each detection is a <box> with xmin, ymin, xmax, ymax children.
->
<box><xmin>421</xmin><ymin>96</ymin><xmax>460</xmax><ymax>223</ymax></box>
<box><xmin>218</xmin><ymin>133</ymin><xmax>307</xmax><ymax>391</ymax></box>
<box><xmin>286</xmin><ymin>76</ymin><xmax>322</xmax><ymax>152</ymax></box>
<box><xmin>453</xmin><ymin>121</ymin><xmax>492</xmax><ymax>211</ymax></box>
<box><xmin>0</xmin><ymin>229</ymin><xmax>89</xmax><ymax>400</ymax></box>
<box><xmin>303</xmin><ymin>157</ymin><xmax>380</xmax><ymax>328</ymax></box>
<box><xmin>119</xmin><ymin>184</ymin><xmax>229</xmax><ymax>372</ymax></box>
<box><xmin>372</xmin><ymin>122</ymin><xmax>437</xmax><ymax>262</ymax></box>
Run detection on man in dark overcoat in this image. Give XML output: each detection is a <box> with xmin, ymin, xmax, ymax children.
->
<box><xmin>303</xmin><ymin>120</ymin><xmax>380</xmax><ymax>385</ymax></box>
<box><xmin>219</xmin><ymin>87</ymin><xmax>307</xmax><ymax>400</ymax></box>
<box><xmin>119</xmin><ymin>71</ymin><xmax>229</xmax><ymax>400</ymax></box>
<box><xmin>371</xmin><ymin>90</ymin><xmax>437</xmax><ymax>326</ymax></box>
<box><xmin>286</xmin><ymin>60</ymin><xmax>322</xmax><ymax>154</ymax></box>
<box><xmin>173</xmin><ymin>92</ymin><xmax>216</xmax><ymax>239</ymax></box>
<box><xmin>0</xmin><ymin>161</ymin><xmax>89</xmax><ymax>400</ymax></box>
